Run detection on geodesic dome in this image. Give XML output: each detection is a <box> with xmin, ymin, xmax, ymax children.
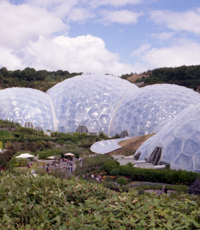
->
<box><xmin>135</xmin><ymin>103</ymin><xmax>200</xmax><ymax>172</ymax></box>
<box><xmin>47</xmin><ymin>73</ymin><xmax>138</xmax><ymax>135</ymax></box>
<box><xmin>0</xmin><ymin>88</ymin><xmax>55</xmax><ymax>132</ymax></box>
<box><xmin>109</xmin><ymin>84</ymin><xmax>200</xmax><ymax>137</ymax></box>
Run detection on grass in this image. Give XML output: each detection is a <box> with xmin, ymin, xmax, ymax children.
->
<box><xmin>0</xmin><ymin>130</ymin><xmax>13</xmax><ymax>139</ymax></box>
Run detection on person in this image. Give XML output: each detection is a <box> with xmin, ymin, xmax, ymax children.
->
<box><xmin>31</xmin><ymin>169</ymin><xmax>37</xmax><ymax>177</ymax></box>
<box><xmin>164</xmin><ymin>186</ymin><xmax>168</xmax><ymax>194</ymax></box>
<box><xmin>156</xmin><ymin>188</ymin><xmax>162</xmax><ymax>196</ymax></box>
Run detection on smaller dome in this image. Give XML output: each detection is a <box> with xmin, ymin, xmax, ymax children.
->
<box><xmin>0</xmin><ymin>88</ymin><xmax>55</xmax><ymax>132</ymax></box>
<box><xmin>136</xmin><ymin>103</ymin><xmax>200</xmax><ymax>172</ymax></box>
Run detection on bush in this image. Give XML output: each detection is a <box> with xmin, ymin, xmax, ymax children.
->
<box><xmin>110</xmin><ymin>168</ymin><xmax>120</xmax><ymax>176</ymax></box>
<box><xmin>138</xmin><ymin>189</ymin><xmax>145</xmax><ymax>195</ymax></box>
<box><xmin>116</xmin><ymin>176</ymin><xmax>128</xmax><ymax>186</ymax></box>
<box><xmin>102</xmin><ymin>160</ymin><xmax>119</xmax><ymax>174</ymax></box>
<box><xmin>121</xmin><ymin>185</ymin><xmax>129</xmax><ymax>193</ymax></box>
<box><xmin>103</xmin><ymin>181</ymin><xmax>117</xmax><ymax>189</ymax></box>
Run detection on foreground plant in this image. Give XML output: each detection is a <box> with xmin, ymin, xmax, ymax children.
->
<box><xmin>0</xmin><ymin>172</ymin><xmax>200</xmax><ymax>229</ymax></box>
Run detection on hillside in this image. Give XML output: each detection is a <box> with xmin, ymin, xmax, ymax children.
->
<box><xmin>1</xmin><ymin>65</ymin><xmax>200</xmax><ymax>92</ymax></box>
<box><xmin>0</xmin><ymin>67</ymin><xmax>81</xmax><ymax>92</ymax></box>
<box><xmin>143</xmin><ymin>65</ymin><xmax>200</xmax><ymax>90</ymax></box>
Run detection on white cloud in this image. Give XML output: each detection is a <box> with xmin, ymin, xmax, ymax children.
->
<box><xmin>132</xmin><ymin>44</ymin><xmax>151</xmax><ymax>56</ymax></box>
<box><xmin>0</xmin><ymin>47</ymin><xmax>22</xmax><ymax>69</ymax></box>
<box><xmin>100</xmin><ymin>10</ymin><xmax>143</xmax><ymax>24</ymax></box>
<box><xmin>67</xmin><ymin>7</ymin><xmax>96</xmax><ymax>22</ymax></box>
<box><xmin>0</xmin><ymin>1</ymin><xmax>67</xmax><ymax>49</ymax></box>
<box><xmin>150</xmin><ymin>9</ymin><xmax>200</xmax><ymax>35</ymax></box>
<box><xmin>13</xmin><ymin>35</ymin><xmax>134</xmax><ymax>75</ymax></box>
<box><xmin>133</xmin><ymin>40</ymin><xmax>200</xmax><ymax>70</ymax></box>
<box><xmin>153</xmin><ymin>32</ymin><xmax>175</xmax><ymax>41</ymax></box>
<box><xmin>90</xmin><ymin>0</ymin><xmax>143</xmax><ymax>8</ymax></box>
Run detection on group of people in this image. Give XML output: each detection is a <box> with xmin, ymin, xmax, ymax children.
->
<box><xmin>156</xmin><ymin>185</ymin><xmax>168</xmax><ymax>196</ymax></box>
<box><xmin>82</xmin><ymin>173</ymin><xmax>102</xmax><ymax>181</ymax></box>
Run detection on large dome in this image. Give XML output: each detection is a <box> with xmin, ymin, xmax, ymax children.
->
<box><xmin>47</xmin><ymin>73</ymin><xmax>138</xmax><ymax>135</ymax></box>
<box><xmin>0</xmin><ymin>88</ymin><xmax>55</xmax><ymax>131</ymax></box>
<box><xmin>135</xmin><ymin>103</ymin><xmax>200</xmax><ymax>172</ymax></box>
<box><xmin>109</xmin><ymin>84</ymin><xmax>200</xmax><ymax>137</ymax></box>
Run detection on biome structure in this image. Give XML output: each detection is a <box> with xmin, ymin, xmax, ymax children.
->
<box><xmin>0</xmin><ymin>74</ymin><xmax>200</xmax><ymax>138</ymax></box>
<box><xmin>135</xmin><ymin>103</ymin><xmax>200</xmax><ymax>172</ymax></box>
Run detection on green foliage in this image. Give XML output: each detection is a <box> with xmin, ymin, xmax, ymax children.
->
<box><xmin>110</xmin><ymin>168</ymin><xmax>120</xmax><ymax>176</ymax></box>
<box><xmin>103</xmin><ymin>181</ymin><xmax>118</xmax><ymax>189</ymax></box>
<box><xmin>0</xmin><ymin>67</ymin><xmax>82</xmax><ymax>92</ymax></box>
<box><xmin>116</xmin><ymin>176</ymin><xmax>128</xmax><ymax>186</ymax></box>
<box><xmin>102</xmin><ymin>160</ymin><xmax>120</xmax><ymax>174</ymax></box>
<box><xmin>0</xmin><ymin>130</ymin><xmax>13</xmax><ymax>139</ymax></box>
<box><xmin>10</xmin><ymin>157</ymin><xmax>28</xmax><ymax>167</ymax></box>
<box><xmin>35</xmin><ymin>147</ymin><xmax>66</xmax><ymax>159</ymax></box>
<box><xmin>121</xmin><ymin>185</ymin><xmax>129</xmax><ymax>192</ymax></box>
<box><xmin>103</xmin><ymin>159</ymin><xmax>198</xmax><ymax>186</ymax></box>
<box><xmin>0</xmin><ymin>151</ymin><xmax>13</xmax><ymax>168</ymax></box>
<box><xmin>98</xmin><ymin>132</ymin><xmax>109</xmax><ymax>139</ymax></box>
<box><xmin>138</xmin><ymin>188</ymin><xmax>145</xmax><ymax>195</ymax></box>
<box><xmin>144</xmin><ymin>65</ymin><xmax>200</xmax><ymax>90</ymax></box>
<box><xmin>1</xmin><ymin>173</ymin><xmax>200</xmax><ymax>229</ymax></box>
<box><xmin>76</xmin><ymin>154</ymin><xmax>112</xmax><ymax>175</ymax></box>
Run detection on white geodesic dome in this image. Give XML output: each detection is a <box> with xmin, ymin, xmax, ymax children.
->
<box><xmin>0</xmin><ymin>88</ymin><xmax>55</xmax><ymax>131</ymax></box>
<box><xmin>47</xmin><ymin>73</ymin><xmax>138</xmax><ymax>135</ymax></box>
<box><xmin>135</xmin><ymin>103</ymin><xmax>200</xmax><ymax>172</ymax></box>
<box><xmin>109</xmin><ymin>84</ymin><xmax>200</xmax><ymax>137</ymax></box>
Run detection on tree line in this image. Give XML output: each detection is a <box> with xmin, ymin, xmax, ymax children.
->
<box><xmin>0</xmin><ymin>67</ymin><xmax>82</xmax><ymax>92</ymax></box>
<box><xmin>143</xmin><ymin>65</ymin><xmax>200</xmax><ymax>90</ymax></box>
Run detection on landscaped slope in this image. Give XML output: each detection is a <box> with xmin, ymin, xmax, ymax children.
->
<box><xmin>0</xmin><ymin>173</ymin><xmax>200</xmax><ymax>229</ymax></box>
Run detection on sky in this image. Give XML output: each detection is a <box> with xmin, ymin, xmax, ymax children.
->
<box><xmin>1</xmin><ymin>0</ymin><xmax>200</xmax><ymax>76</ymax></box>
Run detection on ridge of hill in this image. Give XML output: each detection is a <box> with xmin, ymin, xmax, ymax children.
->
<box><xmin>1</xmin><ymin>64</ymin><xmax>200</xmax><ymax>92</ymax></box>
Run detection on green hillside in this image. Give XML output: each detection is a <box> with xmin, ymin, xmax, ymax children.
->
<box><xmin>143</xmin><ymin>65</ymin><xmax>200</xmax><ymax>90</ymax></box>
<box><xmin>0</xmin><ymin>67</ymin><xmax>82</xmax><ymax>92</ymax></box>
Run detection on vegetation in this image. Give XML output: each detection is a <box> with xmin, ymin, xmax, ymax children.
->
<box><xmin>1</xmin><ymin>173</ymin><xmax>200</xmax><ymax>229</ymax></box>
<box><xmin>75</xmin><ymin>156</ymin><xmax>199</xmax><ymax>186</ymax></box>
<box><xmin>144</xmin><ymin>65</ymin><xmax>200</xmax><ymax>90</ymax></box>
<box><xmin>0</xmin><ymin>67</ymin><xmax>82</xmax><ymax>92</ymax></box>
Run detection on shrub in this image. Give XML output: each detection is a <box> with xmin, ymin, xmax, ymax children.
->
<box><xmin>110</xmin><ymin>168</ymin><xmax>120</xmax><ymax>176</ymax></box>
<box><xmin>116</xmin><ymin>176</ymin><xmax>128</xmax><ymax>186</ymax></box>
<box><xmin>138</xmin><ymin>189</ymin><xmax>145</xmax><ymax>195</ymax></box>
<box><xmin>103</xmin><ymin>181</ymin><xmax>117</xmax><ymax>189</ymax></box>
<box><xmin>121</xmin><ymin>185</ymin><xmax>129</xmax><ymax>192</ymax></box>
<box><xmin>102</xmin><ymin>160</ymin><xmax>119</xmax><ymax>174</ymax></box>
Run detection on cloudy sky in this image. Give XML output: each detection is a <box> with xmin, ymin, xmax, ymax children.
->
<box><xmin>1</xmin><ymin>0</ymin><xmax>200</xmax><ymax>75</ymax></box>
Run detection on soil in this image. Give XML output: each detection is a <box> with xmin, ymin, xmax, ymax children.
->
<box><xmin>127</xmin><ymin>73</ymin><xmax>149</xmax><ymax>83</ymax></box>
<box><xmin>109</xmin><ymin>134</ymin><xmax>154</xmax><ymax>157</ymax></box>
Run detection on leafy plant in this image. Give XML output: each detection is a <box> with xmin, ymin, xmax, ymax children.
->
<box><xmin>116</xmin><ymin>176</ymin><xmax>128</xmax><ymax>186</ymax></box>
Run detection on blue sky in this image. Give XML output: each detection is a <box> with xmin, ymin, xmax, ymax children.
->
<box><xmin>1</xmin><ymin>0</ymin><xmax>200</xmax><ymax>75</ymax></box>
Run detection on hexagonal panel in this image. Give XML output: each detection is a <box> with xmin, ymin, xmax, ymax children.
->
<box><xmin>87</xmin><ymin>120</ymin><xmax>100</xmax><ymax>132</ymax></box>
<box><xmin>88</xmin><ymin>108</ymin><xmax>101</xmax><ymax>119</ymax></box>
<box><xmin>77</xmin><ymin>103</ymin><xmax>90</xmax><ymax>113</ymax></box>
<box><xmin>75</xmin><ymin>113</ymin><xmax>89</xmax><ymax>126</ymax></box>
<box><xmin>65</xmin><ymin>120</ymin><xmax>77</xmax><ymax>132</ymax></box>
<box><xmin>99</xmin><ymin>115</ymin><xmax>110</xmax><ymax>126</ymax></box>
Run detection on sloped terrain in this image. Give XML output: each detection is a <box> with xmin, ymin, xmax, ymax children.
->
<box><xmin>109</xmin><ymin>134</ymin><xmax>154</xmax><ymax>156</ymax></box>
